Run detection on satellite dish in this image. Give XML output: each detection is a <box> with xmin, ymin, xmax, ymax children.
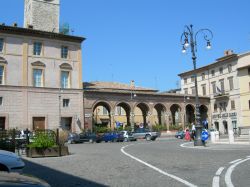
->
<box><xmin>59</xmin><ymin>23</ymin><xmax>70</xmax><ymax>35</ymax></box>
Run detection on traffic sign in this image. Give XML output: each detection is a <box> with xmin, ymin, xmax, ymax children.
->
<box><xmin>201</xmin><ymin>131</ymin><xmax>209</xmax><ymax>141</ymax></box>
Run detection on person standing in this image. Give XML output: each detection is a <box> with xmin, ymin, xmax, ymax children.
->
<box><xmin>185</xmin><ymin>128</ymin><xmax>191</xmax><ymax>141</ymax></box>
<box><xmin>191</xmin><ymin>122</ymin><xmax>196</xmax><ymax>140</ymax></box>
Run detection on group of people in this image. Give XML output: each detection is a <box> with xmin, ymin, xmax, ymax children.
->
<box><xmin>184</xmin><ymin>120</ymin><xmax>209</xmax><ymax>142</ymax></box>
<box><xmin>184</xmin><ymin>123</ymin><xmax>196</xmax><ymax>141</ymax></box>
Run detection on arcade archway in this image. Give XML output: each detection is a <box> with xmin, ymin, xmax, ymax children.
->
<box><xmin>153</xmin><ymin>103</ymin><xmax>166</xmax><ymax>125</ymax></box>
<box><xmin>185</xmin><ymin>104</ymin><xmax>195</xmax><ymax>125</ymax></box>
<box><xmin>170</xmin><ymin>104</ymin><xmax>181</xmax><ymax>125</ymax></box>
<box><xmin>134</xmin><ymin>103</ymin><xmax>149</xmax><ymax>129</ymax></box>
<box><xmin>114</xmin><ymin>102</ymin><xmax>131</xmax><ymax>128</ymax></box>
<box><xmin>93</xmin><ymin>101</ymin><xmax>111</xmax><ymax>128</ymax></box>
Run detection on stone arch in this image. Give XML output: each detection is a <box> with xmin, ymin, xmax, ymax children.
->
<box><xmin>92</xmin><ymin>101</ymin><xmax>112</xmax><ymax>129</ymax></box>
<box><xmin>185</xmin><ymin>104</ymin><xmax>195</xmax><ymax>125</ymax></box>
<box><xmin>134</xmin><ymin>102</ymin><xmax>149</xmax><ymax>129</ymax></box>
<box><xmin>153</xmin><ymin>103</ymin><xmax>166</xmax><ymax>125</ymax></box>
<box><xmin>170</xmin><ymin>104</ymin><xmax>181</xmax><ymax>125</ymax></box>
<box><xmin>114</xmin><ymin>102</ymin><xmax>131</xmax><ymax>128</ymax></box>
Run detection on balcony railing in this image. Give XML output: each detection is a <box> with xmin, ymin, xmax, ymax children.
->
<box><xmin>214</xmin><ymin>90</ymin><xmax>229</xmax><ymax>98</ymax></box>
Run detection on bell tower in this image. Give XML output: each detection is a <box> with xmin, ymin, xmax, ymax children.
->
<box><xmin>24</xmin><ymin>0</ymin><xmax>60</xmax><ymax>33</ymax></box>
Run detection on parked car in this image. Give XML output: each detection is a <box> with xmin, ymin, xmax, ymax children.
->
<box><xmin>120</xmin><ymin>131</ymin><xmax>137</xmax><ymax>142</ymax></box>
<box><xmin>79</xmin><ymin>132</ymin><xmax>102</xmax><ymax>143</ymax></box>
<box><xmin>0</xmin><ymin>172</ymin><xmax>50</xmax><ymax>187</ymax></box>
<box><xmin>102</xmin><ymin>132</ymin><xmax>124</xmax><ymax>142</ymax></box>
<box><xmin>175</xmin><ymin>131</ymin><xmax>185</xmax><ymax>139</ymax></box>
<box><xmin>67</xmin><ymin>132</ymin><xmax>81</xmax><ymax>144</ymax></box>
<box><xmin>132</xmin><ymin>128</ymin><xmax>160</xmax><ymax>141</ymax></box>
<box><xmin>0</xmin><ymin>150</ymin><xmax>25</xmax><ymax>173</ymax></box>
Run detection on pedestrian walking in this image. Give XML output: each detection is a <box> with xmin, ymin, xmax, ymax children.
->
<box><xmin>185</xmin><ymin>129</ymin><xmax>191</xmax><ymax>141</ymax></box>
<box><xmin>191</xmin><ymin>122</ymin><xmax>196</xmax><ymax>140</ymax></box>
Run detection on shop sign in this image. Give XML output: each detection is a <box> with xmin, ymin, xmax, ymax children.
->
<box><xmin>221</xmin><ymin>113</ymin><xmax>228</xmax><ymax>118</ymax></box>
<box><xmin>85</xmin><ymin>113</ymin><xmax>92</xmax><ymax>118</ymax></box>
<box><xmin>229</xmin><ymin>112</ymin><xmax>237</xmax><ymax>118</ymax></box>
<box><xmin>212</xmin><ymin>114</ymin><xmax>221</xmax><ymax>119</ymax></box>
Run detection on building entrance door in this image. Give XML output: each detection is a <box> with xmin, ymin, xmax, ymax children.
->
<box><xmin>33</xmin><ymin>117</ymin><xmax>45</xmax><ymax>130</ymax></box>
<box><xmin>215</xmin><ymin>122</ymin><xmax>219</xmax><ymax>131</ymax></box>
<box><xmin>0</xmin><ymin>117</ymin><xmax>5</xmax><ymax>130</ymax></box>
<box><xmin>61</xmin><ymin>117</ymin><xmax>72</xmax><ymax>131</ymax></box>
<box><xmin>223</xmin><ymin>121</ymin><xmax>228</xmax><ymax>134</ymax></box>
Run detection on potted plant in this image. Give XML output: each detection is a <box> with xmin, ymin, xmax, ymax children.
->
<box><xmin>27</xmin><ymin>130</ymin><xmax>69</xmax><ymax>158</ymax></box>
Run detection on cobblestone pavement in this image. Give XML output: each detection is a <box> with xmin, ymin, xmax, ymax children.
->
<box><xmin>22</xmin><ymin>139</ymin><xmax>250</xmax><ymax>187</ymax></box>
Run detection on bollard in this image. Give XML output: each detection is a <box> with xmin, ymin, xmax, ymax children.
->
<box><xmin>210</xmin><ymin>131</ymin><xmax>215</xmax><ymax>143</ymax></box>
<box><xmin>228</xmin><ymin>130</ymin><xmax>234</xmax><ymax>144</ymax></box>
<box><xmin>215</xmin><ymin>131</ymin><xmax>219</xmax><ymax>142</ymax></box>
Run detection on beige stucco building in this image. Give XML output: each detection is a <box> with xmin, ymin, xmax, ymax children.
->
<box><xmin>237</xmin><ymin>55</ymin><xmax>250</xmax><ymax>132</ymax></box>
<box><xmin>179</xmin><ymin>50</ymin><xmax>250</xmax><ymax>134</ymax></box>
<box><xmin>0</xmin><ymin>0</ymin><xmax>85</xmax><ymax>132</ymax></box>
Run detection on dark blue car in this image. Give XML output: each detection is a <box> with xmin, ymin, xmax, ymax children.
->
<box><xmin>102</xmin><ymin>132</ymin><xmax>124</xmax><ymax>142</ymax></box>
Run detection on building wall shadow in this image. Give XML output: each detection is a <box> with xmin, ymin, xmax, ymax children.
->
<box><xmin>23</xmin><ymin>159</ymin><xmax>108</xmax><ymax>187</ymax></box>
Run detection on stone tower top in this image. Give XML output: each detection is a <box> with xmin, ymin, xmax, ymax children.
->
<box><xmin>24</xmin><ymin>0</ymin><xmax>60</xmax><ymax>33</ymax></box>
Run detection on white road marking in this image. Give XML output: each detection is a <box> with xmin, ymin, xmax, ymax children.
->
<box><xmin>216</xmin><ymin>167</ymin><xmax>224</xmax><ymax>176</ymax></box>
<box><xmin>212</xmin><ymin>167</ymin><xmax>224</xmax><ymax>187</ymax></box>
<box><xmin>229</xmin><ymin>159</ymin><xmax>242</xmax><ymax>164</ymax></box>
<box><xmin>212</xmin><ymin>176</ymin><xmax>220</xmax><ymax>187</ymax></box>
<box><xmin>225</xmin><ymin>158</ymin><xmax>250</xmax><ymax>187</ymax></box>
<box><xmin>121</xmin><ymin>144</ymin><xmax>197</xmax><ymax>187</ymax></box>
<box><xmin>180</xmin><ymin>142</ymin><xmax>211</xmax><ymax>149</ymax></box>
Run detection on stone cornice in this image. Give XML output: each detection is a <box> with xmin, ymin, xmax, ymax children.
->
<box><xmin>0</xmin><ymin>25</ymin><xmax>85</xmax><ymax>43</ymax></box>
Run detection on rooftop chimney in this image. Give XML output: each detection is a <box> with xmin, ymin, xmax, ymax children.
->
<box><xmin>28</xmin><ymin>25</ymin><xmax>33</xmax><ymax>29</ymax></box>
<box><xmin>224</xmin><ymin>50</ymin><xmax>234</xmax><ymax>56</ymax></box>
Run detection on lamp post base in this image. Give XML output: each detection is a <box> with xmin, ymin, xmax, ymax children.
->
<box><xmin>194</xmin><ymin>125</ymin><xmax>204</xmax><ymax>146</ymax></box>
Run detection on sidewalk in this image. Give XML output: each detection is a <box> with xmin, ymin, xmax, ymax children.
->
<box><xmin>213</xmin><ymin>134</ymin><xmax>250</xmax><ymax>145</ymax></box>
<box><xmin>158</xmin><ymin>132</ymin><xmax>250</xmax><ymax>145</ymax></box>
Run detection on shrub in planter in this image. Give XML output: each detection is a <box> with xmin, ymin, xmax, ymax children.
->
<box><xmin>93</xmin><ymin>126</ymin><xmax>111</xmax><ymax>133</ymax></box>
<box><xmin>27</xmin><ymin>130</ymin><xmax>69</xmax><ymax>158</ymax></box>
<box><xmin>152</xmin><ymin>124</ymin><xmax>168</xmax><ymax>132</ymax></box>
<box><xmin>169</xmin><ymin>125</ymin><xmax>183</xmax><ymax>131</ymax></box>
<box><xmin>28</xmin><ymin>131</ymin><xmax>56</xmax><ymax>149</ymax></box>
<box><xmin>124</xmin><ymin>126</ymin><xmax>132</xmax><ymax>132</ymax></box>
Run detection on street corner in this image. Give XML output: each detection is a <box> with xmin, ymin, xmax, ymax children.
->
<box><xmin>180</xmin><ymin>141</ymin><xmax>213</xmax><ymax>149</ymax></box>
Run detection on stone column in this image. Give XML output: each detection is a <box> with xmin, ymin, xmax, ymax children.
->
<box><xmin>84</xmin><ymin>108</ymin><xmax>93</xmax><ymax>132</ymax></box>
<box><xmin>181</xmin><ymin>112</ymin><xmax>185</xmax><ymax>130</ymax></box>
<box><xmin>148</xmin><ymin>107</ymin><xmax>154</xmax><ymax>127</ymax></box>
<box><xmin>130</xmin><ymin>110</ymin><xmax>135</xmax><ymax>132</ymax></box>
<box><xmin>165</xmin><ymin>112</ymin><xmax>171</xmax><ymax>131</ymax></box>
<box><xmin>110</xmin><ymin>111</ymin><xmax>115</xmax><ymax>130</ymax></box>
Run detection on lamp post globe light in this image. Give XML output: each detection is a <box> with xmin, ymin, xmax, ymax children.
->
<box><xmin>180</xmin><ymin>24</ymin><xmax>213</xmax><ymax>146</ymax></box>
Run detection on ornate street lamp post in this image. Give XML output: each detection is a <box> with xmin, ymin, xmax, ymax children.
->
<box><xmin>180</xmin><ymin>24</ymin><xmax>213</xmax><ymax>146</ymax></box>
<box><xmin>183</xmin><ymin>96</ymin><xmax>190</xmax><ymax>128</ymax></box>
<box><xmin>59</xmin><ymin>88</ymin><xmax>62</xmax><ymax>128</ymax></box>
<box><xmin>130</xmin><ymin>80</ymin><xmax>136</xmax><ymax>132</ymax></box>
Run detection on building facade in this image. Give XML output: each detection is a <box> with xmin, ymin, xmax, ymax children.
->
<box><xmin>0</xmin><ymin>0</ymin><xmax>85</xmax><ymax>132</ymax></box>
<box><xmin>237</xmin><ymin>54</ymin><xmax>250</xmax><ymax>132</ymax></box>
<box><xmin>179</xmin><ymin>50</ymin><xmax>250</xmax><ymax>134</ymax></box>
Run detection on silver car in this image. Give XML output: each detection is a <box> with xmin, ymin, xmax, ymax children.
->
<box><xmin>0</xmin><ymin>172</ymin><xmax>51</xmax><ymax>187</ymax></box>
<box><xmin>132</xmin><ymin>128</ymin><xmax>160</xmax><ymax>141</ymax></box>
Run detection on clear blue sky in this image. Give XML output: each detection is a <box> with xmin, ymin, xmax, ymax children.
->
<box><xmin>1</xmin><ymin>0</ymin><xmax>250</xmax><ymax>91</ymax></box>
